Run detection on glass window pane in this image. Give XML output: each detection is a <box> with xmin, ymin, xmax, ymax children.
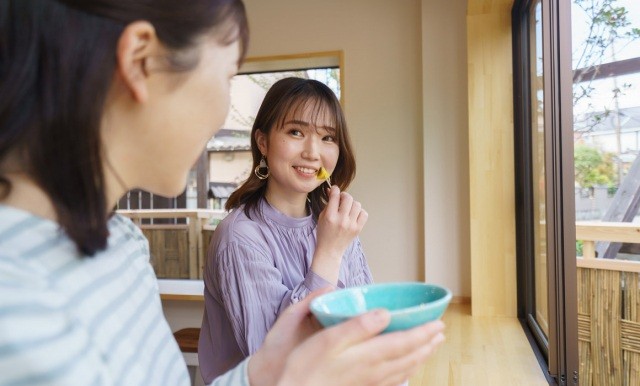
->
<box><xmin>530</xmin><ymin>0</ymin><xmax>549</xmax><ymax>338</ymax></box>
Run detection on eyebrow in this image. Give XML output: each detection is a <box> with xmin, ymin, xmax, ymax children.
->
<box><xmin>284</xmin><ymin>120</ymin><xmax>336</xmax><ymax>132</ymax></box>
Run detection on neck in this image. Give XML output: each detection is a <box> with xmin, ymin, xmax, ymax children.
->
<box><xmin>264</xmin><ymin>185</ymin><xmax>308</xmax><ymax>218</ymax></box>
<box><xmin>0</xmin><ymin>172</ymin><xmax>58</xmax><ymax>221</ymax></box>
<box><xmin>103</xmin><ymin>154</ymin><xmax>130</xmax><ymax>209</ymax></box>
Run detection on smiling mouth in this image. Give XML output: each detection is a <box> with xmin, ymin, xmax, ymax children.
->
<box><xmin>294</xmin><ymin>166</ymin><xmax>318</xmax><ymax>175</ymax></box>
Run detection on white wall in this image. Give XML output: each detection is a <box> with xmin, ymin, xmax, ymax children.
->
<box><xmin>242</xmin><ymin>0</ymin><xmax>471</xmax><ymax>298</ymax></box>
<box><xmin>421</xmin><ymin>0</ymin><xmax>471</xmax><ymax>298</ymax></box>
<box><xmin>243</xmin><ymin>0</ymin><xmax>428</xmax><ymax>283</ymax></box>
<box><xmin>208</xmin><ymin>151</ymin><xmax>252</xmax><ymax>183</ymax></box>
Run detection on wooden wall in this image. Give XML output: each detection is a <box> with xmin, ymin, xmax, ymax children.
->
<box><xmin>467</xmin><ymin>0</ymin><xmax>517</xmax><ymax>317</ymax></box>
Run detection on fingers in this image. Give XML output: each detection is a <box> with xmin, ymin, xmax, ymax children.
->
<box><xmin>325</xmin><ymin>187</ymin><xmax>366</xmax><ymax>229</ymax></box>
<box><xmin>341</xmin><ymin>321</ymin><xmax>445</xmax><ymax>386</ymax></box>
<box><xmin>349</xmin><ymin>320</ymin><xmax>445</xmax><ymax>364</ymax></box>
<box><xmin>318</xmin><ymin>309</ymin><xmax>391</xmax><ymax>352</ymax></box>
<box><xmin>357</xmin><ymin>208</ymin><xmax>368</xmax><ymax>229</ymax></box>
<box><xmin>337</xmin><ymin>191</ymin><xmax>354</xmax><ymax>217</ymax></box>
<box><xmin>325</xmin><ymin>185</ymin><xmax>341</xmax><ymax>213</ymax></box>
<box><xmin>347</xmin><ymin>199</ymin><xmax>361</xmax><ymax>220</ymax></box>
<box><xmin>368</xmin><ymin>329</ymin><xmax>446</xmax><ymax>385</ymax></box>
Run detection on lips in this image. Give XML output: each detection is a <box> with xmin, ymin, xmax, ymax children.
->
<box><xmin>294</xmin><ymin>166</ymin><xmax>318</xmax><ymax>175</ymax></box>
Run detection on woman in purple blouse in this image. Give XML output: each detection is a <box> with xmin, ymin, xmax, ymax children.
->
<box><xmin>199</xmin><ymin>77</ymin><xmax>374</xmax><ymax>382</ymax></box>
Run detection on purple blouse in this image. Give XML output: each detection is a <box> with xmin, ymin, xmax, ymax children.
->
<box><xmin>198</xmin><ymin>198</ymin><xmax>373</xmax><ymax>383</ymax></box>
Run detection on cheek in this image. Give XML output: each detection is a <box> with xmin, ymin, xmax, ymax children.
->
<box><xmin>208</xmin><ymin>83</ymin><xmax>231</xmax><ymax>130</ymax></box>
<box><xmin>326</xmin><ymin>146</ymin><xmax>340</xmax><ymax>168</ymax></box>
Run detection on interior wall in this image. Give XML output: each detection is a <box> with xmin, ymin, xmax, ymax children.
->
<box><xmin>243</xmin><ymin>0</ymin><xmax>426</xmax><ymax>283</ymax></box>
<box><xmin>421</xmin><ymin>0</ymin><xmax>471</xmax><ymax>299</ymax></box>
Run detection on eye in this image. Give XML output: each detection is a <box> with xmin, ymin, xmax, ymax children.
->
<box><xmin>289</xmin><ymin>129</ymin><xmax>303</xmax><ymax>137</ymax></box>
<box><xmin>323</xmin><ymin>135</ymin><xmax>336</xmax><ymax>143</ymax></box>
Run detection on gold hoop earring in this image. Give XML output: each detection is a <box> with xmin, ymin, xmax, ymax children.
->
<box><xmin>254</xmin><ymin>155</ymin><xmax>269</xmax><ymax>180</ymax></box>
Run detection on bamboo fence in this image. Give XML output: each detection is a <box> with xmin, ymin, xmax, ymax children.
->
<box><xmin>117</xmin><ymin>209</ymin><xmax>224</xmax><ymax>279</ymax></box>
<box><xmin>577</xmin><ymin>221</ymin><xmax>640</xmax><ymax>386</ymax></box>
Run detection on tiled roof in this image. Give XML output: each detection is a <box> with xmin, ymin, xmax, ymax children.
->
<box><xmin>207</xmin><ymin>128</ymin><xmax>251</xmax><ymax>152</ymax></box>
<box><xmin>575</xmin><ymin>106</ymin><xmax>640</xmax><ymax>132</ymax></box>
<box><xmin>208</xmin><ymin>182</ymin><xmax>237</xmax><ymax>199</ymax></box>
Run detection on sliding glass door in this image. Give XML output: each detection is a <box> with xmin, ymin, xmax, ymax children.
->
<box><xmin>513</xmin><ymin>0</ymin><xmax>579</xmax><ymax>384</ymax></box>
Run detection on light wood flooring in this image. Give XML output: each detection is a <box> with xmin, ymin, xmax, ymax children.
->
<box><xmin>409</xmin><ymin>303</ymin><xmax>550</xmax><ymax>386</ymax></box>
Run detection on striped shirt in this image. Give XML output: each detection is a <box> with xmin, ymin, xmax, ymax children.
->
<box><xmin>0</xmin><ymin>205</ymin><xmax>248</xmax><ymax>386</ymax></box>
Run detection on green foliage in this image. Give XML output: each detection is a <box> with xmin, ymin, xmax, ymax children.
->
<box><xmin>574</xmin><ymin>144</ymin><xmax>617</xmax><ymax>189</ymax></box>
<box><xmin>576</xmin><ymin>240</ymin><xmax>584</xmax><ymax>257</ymax></box>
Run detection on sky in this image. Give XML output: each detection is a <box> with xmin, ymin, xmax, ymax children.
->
<box><xmin>571</xmin><ymin>0</ymin><xmax>640</xmax><ymax>114</ymax></box>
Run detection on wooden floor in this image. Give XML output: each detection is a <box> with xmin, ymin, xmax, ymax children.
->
<box><xmin>409</xmin><ymin>303</ymin><xmax>550</xmax><ymax>386</ymax></box>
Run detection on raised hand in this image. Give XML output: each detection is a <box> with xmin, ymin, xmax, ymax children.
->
<box><xmin>312</xmin><ymin>185</ymin><xmax>368</xmax><ymax>284</ymax></box>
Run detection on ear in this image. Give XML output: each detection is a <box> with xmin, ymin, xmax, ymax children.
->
<box><xmin>255</xmin><ymin>129</ymin><xmax>268</xmax><ymax>155</ymax></box>
<box><xmin>115</xmin><ymin>21</ymin><xmax>158</xmax><ymax>103</ymax></box>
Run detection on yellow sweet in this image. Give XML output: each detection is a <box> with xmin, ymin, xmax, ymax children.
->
<box><xmin>317</xmin><ymin>167</ymin><xmax>330</xmax><ymax>180</ymax></box>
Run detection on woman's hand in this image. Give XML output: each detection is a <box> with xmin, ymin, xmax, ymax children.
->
<box><xmin>248</xmin><ymin>289</ymin><xmax>446</xmax><ymax>386</ymax></box>
<box><xmin>312</xmin><ymin>185</ymin><xmax>368</xmax><ymax>284</ymax></box>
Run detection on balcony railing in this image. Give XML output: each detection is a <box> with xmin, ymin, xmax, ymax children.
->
<box><xmin>575</xmin><ymin>221</ymin><xmax>640</xmax><ymax>386</ymax></box>
<box><xmin>117</xmin><ymin>209</ymin><xmax>226</xmax><ymax>279</ymax></box>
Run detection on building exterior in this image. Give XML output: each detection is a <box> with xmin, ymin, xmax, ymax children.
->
<box><xmin>206</xmin><ymin>128</ymin><xmax>251</xmax><ymax>209</ymax></box>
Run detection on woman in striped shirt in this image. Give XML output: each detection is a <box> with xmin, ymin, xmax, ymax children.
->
<box><xmin>0</xmin><ymin>0</ymin><xmax>446</xmax><ymax>385</ymax></box>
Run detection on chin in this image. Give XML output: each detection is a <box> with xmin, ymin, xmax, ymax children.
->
<box><xmin>146</xmin><ymin>179</ymin><xmax>188</xmax><ymax>198</ymax></box>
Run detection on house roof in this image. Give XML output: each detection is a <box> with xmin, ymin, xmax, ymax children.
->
<box><xmin>208</xmin><ymin>182</ymin><xmax>237</xmax><ymax>199</ymax></box>
<box><xmin>574</xmin><ymin>106</ymin><xmax>640</xmax><ymax>132</ymax></box>
<box><xmin>207</xmin><ymin>128</ymin><xmax>251</xmax><ymax>152</ymax></box>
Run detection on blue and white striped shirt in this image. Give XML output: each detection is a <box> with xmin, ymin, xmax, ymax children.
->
<box><xmin>0</xmin><ymin>205</ymin><xmax>248</xmax><ymax>386</ymax></box>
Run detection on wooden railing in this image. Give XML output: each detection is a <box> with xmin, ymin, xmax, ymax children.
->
<box><xmin>575</xmin><ymin>221</ymin><xmax>640</xmax><ymax>386</ymax></box>
<box><xmin>577</xmin><ymin>221</ymin><xmax>640</xmax><ymax>259</ymax></box>
<box><xmin>117</xmin><ymin>209</ymin><xmax>226</xmax><ymax>279</ymax></box>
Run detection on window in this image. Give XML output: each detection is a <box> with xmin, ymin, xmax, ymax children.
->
<box><xmin>513</xmin><ymin>0</ymin><xmax>579</xmax><ymax>384</ymax></box>
<box><xmin>572</xmin><ymin>0</ymin><xmax>640</xmax><ymax>258</ymax></box>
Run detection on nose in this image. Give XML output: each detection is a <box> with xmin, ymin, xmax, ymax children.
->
<box><xmin>301</xmin><ymin>136</ymin><xmax>320</xmax><ymax>160</ymax></box>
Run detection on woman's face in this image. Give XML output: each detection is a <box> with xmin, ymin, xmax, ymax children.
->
<box><xmin>257</xmin><ymin>102</ymin><xmax>340</xmax><ymax>202</ymax></box>
<box><xmin>107</xmin><ymin>34</ymin><xmax>240</xmax><ymax>198</ymax></box>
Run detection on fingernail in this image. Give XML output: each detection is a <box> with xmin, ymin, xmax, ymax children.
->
<box><xmin>366</xmin><ymin>309</ymin><xmax>390</xmax><ymax>329</ymax></box>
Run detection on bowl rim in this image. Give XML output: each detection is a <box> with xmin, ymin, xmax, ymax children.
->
<box><xmin>310</xmin><ymin>282</ymin><xmax>452</xmax><ymax>319</ymax></box>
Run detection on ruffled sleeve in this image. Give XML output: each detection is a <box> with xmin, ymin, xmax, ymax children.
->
<box><xmin>343</xmin><ymin>237</ymin><xmax>374</xmax><ymax>287</ymax></box>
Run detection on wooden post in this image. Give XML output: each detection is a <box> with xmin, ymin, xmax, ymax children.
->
<box><xmin>188</xmin><ymin>214</ymin><xmax>198</xmax><ymax>279</ymax></box>
<box><xmin>582</xmin><ymin>241</ymin><xmax>596</xmax><ymax>259</ymax></box>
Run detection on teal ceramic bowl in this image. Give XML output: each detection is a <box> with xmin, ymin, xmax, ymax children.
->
<box><xmin>310</xmin><ymin>282</ymin><xmax>452</xmax><ymax>333</ymax></box>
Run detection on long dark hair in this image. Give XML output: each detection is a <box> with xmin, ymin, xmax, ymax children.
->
<box><xmin>0</xmin><ymin>0</ymin><xmax>248</xmax><ymax>255</ymax></box>
<box><xmin>226</xmin><ymin>77</ymin><xmax>356</xmax><ymax>220</ymax></box>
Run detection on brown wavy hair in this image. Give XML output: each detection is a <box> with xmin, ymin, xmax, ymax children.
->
<box><xmin>226</xmin><ymin>77</ymin><xmax>356</xmax><ymax>220</ymax></box>
<box><xmin>0</xmin><ymin>0</ymin><xmax>248</xmax><ymax>255</ymax></box>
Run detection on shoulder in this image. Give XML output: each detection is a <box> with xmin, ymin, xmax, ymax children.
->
<box><xmin>0</xmin><ymin>264</ymin><xmax>100</xmax><ymax>384</ymax></box>
<box><xmin>207</xmin><ymin>208</ymin><xmax>273</xmax><ymax>269</ymax></box>
<box><xmin>213</xmin><ymin>206</ymin><xmax>267</xmax><ymax>246</ymax></box>
<box><xmin>110</xmin><ymin>214</ymin><xmax>148</xmax><ymax>243</ymax></box>
<box><xmin>109</xmin><ymin>214</ymin><xmax>150</xmax><ymax>257</ymax></box>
